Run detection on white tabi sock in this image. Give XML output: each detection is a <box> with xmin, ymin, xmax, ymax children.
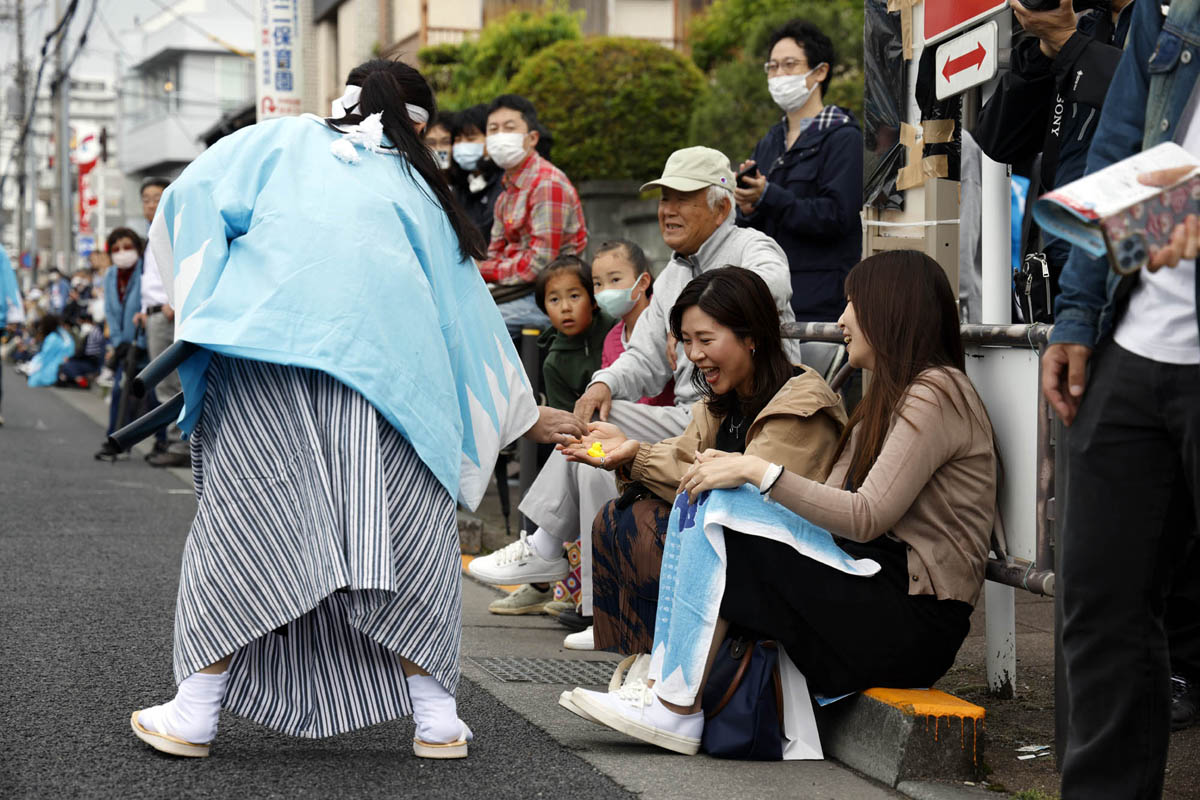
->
<box><xmin>648</xmin><ymin>692</ymin><xmax>704</xmax><ymax>740</ymax></box>
<box><xmin>138</xmin><ymin>670</ymin><xmax>228</xmax><ymax>744</ymax></box>
<box><xmin>407</xmin><ymin>674</ymin><xmax>472</xmax><ymax>744</ymax></box>
<box><xmin>529</xmin><ymin>527</ymin><xmax>563</xmax><ymax>561</ymax></box>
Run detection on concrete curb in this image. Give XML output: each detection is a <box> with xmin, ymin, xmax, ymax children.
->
<box><xmin>817</xmin><ymin>689</ymin><xmax>986</xmax><ymax>789</ymax></box>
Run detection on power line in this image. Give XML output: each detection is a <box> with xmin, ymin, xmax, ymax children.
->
<box><xmin>0</xmin><ymin>0</ymin><xmax>78</xmax><ymax>201</ymax></box>
<box><xmin>144</xmin><ymin>0</ymin><xmax>253</xmax><ymax>58</ymax></box>
<box><xmin>221</xmin><ymin>0</ymin><xmax>253</xmax><ymax>21</ymax></box>
<box><xmin>57</xmin><ymin>0</ymin><xmax>98</xmax><ymax>85</ymax></box>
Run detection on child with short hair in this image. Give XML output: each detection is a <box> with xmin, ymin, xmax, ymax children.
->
<box><xmin>592</xmin><ymin>239</ymin><xmax>674</xmax><ymax>406</ymax></box>
<box><xmin>535</xmin><ymin>255</ymin><xmax>616</xmax><ymax>411</ymax></box>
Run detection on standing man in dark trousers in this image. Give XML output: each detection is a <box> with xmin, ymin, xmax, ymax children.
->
<box><xmin>131</xmin><ymin>177</ymin><xmax>187</xmax><ymax>467</ymax></box>
<box><xmin>1042</xmin><ymin>0</ymin><xmax>1200</xmax><ymax>796</ymax></box>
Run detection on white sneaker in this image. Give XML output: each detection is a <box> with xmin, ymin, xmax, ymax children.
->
<box><xmin>563</xmin><ymin>625</ymin><xmax>594</xmax><ymax>651</ymax></box>
<box><xmin>571</xmin><ymin>685</ymin><xmax>702</xmax><ymax>755</ymax></box>
<box><xmin>558</xmin><ymin>663</ymin><xmax>648</xmax><ymax>725</ymax></box>
<box><xmin>468</xmin><ymin>530</ymin><xmax>568</xmax><ymax>584</ymax></box>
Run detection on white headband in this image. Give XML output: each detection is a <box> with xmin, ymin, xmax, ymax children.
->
<box><xmin>330</xmin><ymin>84</ymin><xmax>429</xmax><ymax>126</ymax></box>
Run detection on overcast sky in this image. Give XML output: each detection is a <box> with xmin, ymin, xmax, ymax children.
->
<box><xmin>0</xmin><ymin>0</ymin><xmax>254</xmax><ymax>89</ymax></box>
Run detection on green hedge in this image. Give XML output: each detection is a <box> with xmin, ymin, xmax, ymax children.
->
<box><xmin>508</xmin><ymin>37</ymin><xmax>706</xmax><ymax>184</ymax></box>
<box><xmin>419</xmin><ymin>8</ymin><xmax>582</xmax><ymax>110</ymax></box>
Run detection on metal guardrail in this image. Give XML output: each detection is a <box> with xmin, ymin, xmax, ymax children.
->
<box><xmin>782</xmin><ymin>321</ymin><xmax>1057</xmax><ymax>598</ymax></box>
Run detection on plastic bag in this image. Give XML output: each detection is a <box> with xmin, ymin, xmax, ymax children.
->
<box><xmin>863</xmin><ymin>0</ymin><xmax>906</xmax><ymax>210</ymax></box>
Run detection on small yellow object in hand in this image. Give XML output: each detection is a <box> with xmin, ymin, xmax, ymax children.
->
<box><xmin>587</xmin><ymin>441</ymin><xmax>606</xmax><ymax>459</ymax></box>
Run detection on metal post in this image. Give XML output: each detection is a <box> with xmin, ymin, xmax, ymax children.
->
<box><xmin>27</xmin><ymin>114</ymin><xmax>38</xmax><ymax>285</ymax></box>
<box><xmin>54</xmin><ymin>0</ymin><xmax>72</xmax><ymax>271</ymax></box>
<box><xmin>976</xmin><ymin>8</ymin><xmax>1017</xmax><ymax>699</ymax></box>
<box><xmin>517</xmin><ymin>327</ymin><xmax>542</xmax><ymax>537</ymax></box>
<box><xmin>14</xmin><ymin>0</ymin><xmax>28</xmax><ymax>258</ymax></box>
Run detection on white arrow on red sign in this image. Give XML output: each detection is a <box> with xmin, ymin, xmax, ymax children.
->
<box><xmin>934</xmin><ymin>21</ymin><xmax>999</xmax><ymax>101</ymax></box>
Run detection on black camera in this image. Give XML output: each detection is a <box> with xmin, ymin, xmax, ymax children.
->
<box><xmin>1016</xmin><ymin>0</ymin><xmax>1109</xmax><ymax>11</ymax></box>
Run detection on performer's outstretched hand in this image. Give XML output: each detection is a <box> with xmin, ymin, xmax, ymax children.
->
<box><xmin>524</xmin><ymin>405</ymin><xmax>588</xmax><ymax>445</ymax></box>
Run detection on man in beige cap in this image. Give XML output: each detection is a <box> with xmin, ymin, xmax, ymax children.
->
<box><xmin>469</xmin><ymin>145</ymin><xmax>800</xmax><ymax>625</ymax></box>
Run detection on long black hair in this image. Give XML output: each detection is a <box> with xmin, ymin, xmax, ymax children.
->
<box><xmin>668</xmin><ymin>266</ymin><xmax>792</xmax><ymax>420</ymax></box>
<box><xmin>331</xmin><ymin>59</ymin><xmax>486</xmax><ymax>261</ymax></box>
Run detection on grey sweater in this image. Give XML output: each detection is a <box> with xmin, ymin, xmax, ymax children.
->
<box><xmin>590</xmin><ymin>214</ymin><xmax>801</xmax><ymax>406</ymax></box>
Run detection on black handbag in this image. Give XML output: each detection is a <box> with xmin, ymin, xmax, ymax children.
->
<box><xmin>700</xmin><ymin>636</ymin><xmax>785</xmax><ymax>760</ymax></box>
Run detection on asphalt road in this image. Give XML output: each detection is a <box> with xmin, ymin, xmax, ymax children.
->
<box><xmin>0</xmin><ymin>374</ymin><xmax>633</xmax><ymax>799</ymax></box>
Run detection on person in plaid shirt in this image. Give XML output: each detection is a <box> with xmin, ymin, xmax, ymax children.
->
<box><xmin>479</xmin><ymin>95</ymin><xmax>588</xmax><ymax>334</ymax></box>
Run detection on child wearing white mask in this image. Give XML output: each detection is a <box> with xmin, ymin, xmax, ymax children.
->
<box><xmin>593</xmin><ymin>239</ymin><xmax>674</xmax><ymax>407</ymax></box>
<box><xmin>446</xmin><ymin>104</ymin><xmax>504</xmax><ymax>241</ymax></box>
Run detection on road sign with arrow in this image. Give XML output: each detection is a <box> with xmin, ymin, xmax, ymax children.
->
<box><xmin>935</xmin><ymin>20</ymin><xmax>999</xmax><ymax>100</ymax></box>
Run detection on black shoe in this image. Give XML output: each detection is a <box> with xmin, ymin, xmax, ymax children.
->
<box><xmin>94</xmin><ymin>440</ymin><xmax>121</xmax><ymax>461</ymax></box>
<box><xmin>1171</xmin><ymin>674</ymin><xmax>1200</xmax><ymax>731</ymax></box>
<box><xmin>556</xmin><ymin>608</ymin><xmax>592</xmax><ymax>633</ymax></box>
<box><xmin>147</xmin><ymin>450</ymin><xmax>190</xmax><ymax>468</ymax></box>
<box><xmin>144</xmin><ymin>439</ymin><xmax>169</xmax><ymax>460</ymax></box>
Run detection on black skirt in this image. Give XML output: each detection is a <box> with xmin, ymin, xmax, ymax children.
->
<box><xmin>719</xmin><ymin>530</ymin><xmax>972</xmax><ymax>696</ymax></box>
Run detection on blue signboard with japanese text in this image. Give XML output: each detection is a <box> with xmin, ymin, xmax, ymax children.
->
<box><xmin>256</xmin><ymin>0</ymin><xmax>303</xmax><ymax>119</ymax></box>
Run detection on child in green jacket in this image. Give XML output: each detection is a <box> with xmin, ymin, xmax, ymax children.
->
<box><xmin>535</xmin><ymin>255</ymin><xmax>616</xmax><ymax>411</ymax></box>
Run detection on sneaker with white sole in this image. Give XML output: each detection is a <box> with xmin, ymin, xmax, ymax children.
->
<box><xmin>558</xmin><ymin>665</ymin><xmax>649</xmax><ymax>726</ymax></box>
<box><xmin>571</xmin><ymin>685</ymin><xmax>702</xmax><ymax>755</ymax></box>
<box><xmin>563</xmin><ymin>625</ymin><xmax>594</xmax><ymax>651</ymax></box>
<box><xmin>487</xmin><ymin>583</ymin><xmax>553</xmax><ymax>615</ymax></box>
<box><xmin>468</xmin><ymin>530</ymin><xmax>568</xmax><ymax>584</ymax></box>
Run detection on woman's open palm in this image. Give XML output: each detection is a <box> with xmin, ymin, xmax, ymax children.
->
<box><xmin>560</xmin><ymin>422</ymin><xmax>640</xmax><ymax>470</ymax></box>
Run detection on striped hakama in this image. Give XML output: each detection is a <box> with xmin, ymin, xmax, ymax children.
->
<box><xmin>174</xmin><ymin>355</ymin><xmax>461</xmax><ymax>738</ymax></box>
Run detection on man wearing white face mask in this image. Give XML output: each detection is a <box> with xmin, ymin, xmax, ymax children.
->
<box><xmin>735</xmin><ymin>18</ymin><xmax>863</xmax><ymax>323</ymax></box>
<box><xmin>477</xmin><ymin>94</ymin><xmax>588</xmax><ymax>334</ymax></box>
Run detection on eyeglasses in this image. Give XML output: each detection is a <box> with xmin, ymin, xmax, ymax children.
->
<box><xmin>764</xmin><ymin>58</ymin><xmax>806</xmax><ymax>76</ymax></box>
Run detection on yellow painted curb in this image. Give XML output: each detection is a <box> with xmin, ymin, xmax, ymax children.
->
<box><xmin>863</xmin><ymin>688</ymin><xmax>985</xmax><ymax>720</ymax></box>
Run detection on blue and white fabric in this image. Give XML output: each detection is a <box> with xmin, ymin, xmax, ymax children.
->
<box><xmin>103</xmin><ymin>264</ymin><xmax>145</xmax><ymax>349</ymax></box>
<box><xmin>648</xmin><ymin>485</ymin><xmax>881</xmax><ymax>757</ymax></box>
<box><xmin>148</xmin><ymin>115</ymin><xmax>537</xmax><ymax>509</ymax></box>
<box><xmin>0</xmin><ymin>249</ymin><xmax>23</xmax><ymax>326</ymax></box>
<box><xmin>179</xmin><ymin>355</ymin><xmax>463</xmax><ymax>737</ymax></box>
<box><xmin>26</xmin><ymin>328</ymin><xmax>74</xmax><ymax>387</ymax></box>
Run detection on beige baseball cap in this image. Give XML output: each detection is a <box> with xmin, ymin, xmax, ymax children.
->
<box><xmin>640</xmin><ymin>146</ymin><xmax>736</xmax><ymax>193</ymax></box>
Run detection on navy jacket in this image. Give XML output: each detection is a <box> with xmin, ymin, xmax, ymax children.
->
<box><xmin>737</xmin><ymin>106</ymin><xmax>863</xmax><ymax>322</ymax></box>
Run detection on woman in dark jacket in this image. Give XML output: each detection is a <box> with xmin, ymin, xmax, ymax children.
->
<box><xmin>735</xmin><ymin>18</ymin><xmax>863</xmax><ymax>323</ymax></box>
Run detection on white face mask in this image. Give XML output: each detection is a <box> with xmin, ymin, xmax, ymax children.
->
<box><xmin>594</xmin><ymin>274</ymin><xmax>647</xmax><ymax>319</ymax></box>
<box><xmin>453</xmin><ymin>141</ymin><xmax>485</xmax><ymax>172</ymax></box>
<box><xmin>486</xmin><ymin>132</ymin><xmax>530</xmax><ymax>170</ymax></box>
<box><xmin>767</xmin><ymin>65</ymin><xmax>824</xmax><ymax>113</ymax></box>
<box><xmin>111</xmin><ymin>250</ymin><xmax>138</xmax><ymax>269</ymax></box>
<box><xmin>432</xmin><ymin>149</ymin><xmax>451</xmax><ymax>170</ymax></box>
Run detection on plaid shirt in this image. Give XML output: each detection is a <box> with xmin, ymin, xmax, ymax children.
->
<box><xmin>478</xmin><ymin>152</ymin><xmax>588</xmax><ymax>285</ymax></box>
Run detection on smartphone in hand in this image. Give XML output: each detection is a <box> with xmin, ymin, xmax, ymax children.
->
<box><xmin>736</xmin><ymin>164</ymin><xmax>760</xmax><ymax>189</ymax></box>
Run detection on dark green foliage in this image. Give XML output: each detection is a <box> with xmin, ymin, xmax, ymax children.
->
<box><xmin>418</xmin><ymin>7</ymin><xmax>583</xmax><ymax>110</ymax></box>
<box><xmin>508</xmin><ymin>37</ymin><xmax>706</xmax><ymax>184</ymax></box>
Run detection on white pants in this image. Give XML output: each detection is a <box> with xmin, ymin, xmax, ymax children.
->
<box><xmin>518</xmin><ymin>399</ymin><xmax>692</xmax><ymax>614</ymax></box>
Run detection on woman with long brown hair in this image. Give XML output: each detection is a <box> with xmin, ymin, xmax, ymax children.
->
<box><xmin>566</xmin><ymin>250</ymin><xmax>998</xmax><ymax>755</ymax></box>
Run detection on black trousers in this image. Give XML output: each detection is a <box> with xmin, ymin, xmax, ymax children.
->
<box><xmin>719</xmin><ymin>530</ymin><xmax>972</xmax><ymax>697</ymax></box>
<box><xmin>1060</xmin><ymin>342</ymin><xmax>1200</xmax><ymax>800</ymax></box>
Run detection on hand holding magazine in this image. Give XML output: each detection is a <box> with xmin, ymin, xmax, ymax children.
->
<box><xmin>1032</xmin><ymin>142</ymin><xmax>1200</xmax><ymax>275</ymax></box>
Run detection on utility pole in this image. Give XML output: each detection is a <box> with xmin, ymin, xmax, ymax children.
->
<box><xmin>53</xmin><ymin>0</ymin><xmax>72</xmax><ymax>273</ymax></box>
<box><xmin>14</xmin><ymin>0</ymin><xmax>29</xmax><ymax>259</ymax></box>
